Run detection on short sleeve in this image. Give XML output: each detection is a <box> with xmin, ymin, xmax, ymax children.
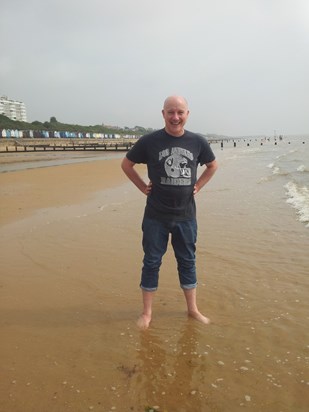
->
<box><xmin>198</xmin><ymin>136</ymin><xmax>216</xmax><ymax>165</ymax></box>
<box><xmin>126</xmin><ymin>135</ymin><xmax>148</xmax><ymax>164</ymax></box>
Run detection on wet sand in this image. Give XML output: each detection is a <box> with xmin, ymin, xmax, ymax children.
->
<box><xmin>0</xmin><ymin>156</ymin><xmax>146</xmax><ymax>411</ymax></box>
<box><xmin>0</xmin><ymin>147</ymin><xmax>308</xmax><ymax>412</ymax></box>
<box><xmin>0</xmin><ymin>154</ymin><xmax>129</xmax><ymax>223</ymax></box>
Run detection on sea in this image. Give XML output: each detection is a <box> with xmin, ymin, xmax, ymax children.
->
<box><xmin>211</xmin><ymin>134</ymin><xmax>309</xmax><ymax>228</ymax></box>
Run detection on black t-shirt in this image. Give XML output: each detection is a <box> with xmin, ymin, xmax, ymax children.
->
<box><xmin>126</xmin><ymin>128</ymin><xmax>216</xmax><ymax>221</ymax></box>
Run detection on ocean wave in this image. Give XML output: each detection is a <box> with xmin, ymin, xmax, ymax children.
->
<box><xmin>267</xmin><ymin>163</ymin><xmax>281</xmax><ymax>175</ymax></box>
<box><xmin>272</xmin><ymin>167</ymin><xmax>280</xmax><ymax>175</ymax></box>
<box><xmin>285</xmin><ymin>181</ymin><xmax>309</xmax><ymax>227</ymax></box>
<box><xmin>297</xmin><ymin>164</ymin><xmax>308</xmax><ymax>173</ymax></box>
<box><xmin>275</xmin><ymin>149</ymin><xmax>296</xmax><ymax>160</ymax></box>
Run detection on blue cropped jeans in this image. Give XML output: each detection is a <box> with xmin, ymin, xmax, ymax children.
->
<box><xmin>140</xmin><ymin>216</ymin><xmax>198</xmax><ymax>291</ymax></box>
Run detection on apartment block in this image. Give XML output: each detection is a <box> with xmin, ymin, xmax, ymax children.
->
<box><xmin>0</xmin><ymin>95</ymin><xmax>27</xmax><ymax>122</ymax></box>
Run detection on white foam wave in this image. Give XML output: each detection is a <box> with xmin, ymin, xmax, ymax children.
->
<box><xmin>273</xmin><ymin>167</ymin><xmax>280</xmax><ymax>175</ymax></box>
<box><xmin>297</xmin><ymin>164</ymin><xmax>308</xmax><ymax>172</ymax></box>
<box><xmin>275</xmin><ymin>149</ymin><xmax>296</xmax><ymax>160</ymax></box>
<box><xmin>267</xmin><ymin>162</ymin><xmax>281</xmax><ymax>175</ymax></box>
<box><xmin>285</xmin><ymin>181</ymin><xmax>309</xmax><ymax>227</ymax></box>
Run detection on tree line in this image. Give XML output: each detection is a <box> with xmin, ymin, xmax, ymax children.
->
<box><xmin>0</xmin><ymin>114</ymin><xmax>154</xmax><ymax>136</ymax></box>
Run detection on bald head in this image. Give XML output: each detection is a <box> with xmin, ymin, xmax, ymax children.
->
<box><xmin>163</xmin><ymin>95</ymin><xmax>189</xmax><ymax>111</ymax></box>
<box><xmin>162</xmin><ymin>95</ymin><xmax>190</xmax><ymax>137</ymax></box>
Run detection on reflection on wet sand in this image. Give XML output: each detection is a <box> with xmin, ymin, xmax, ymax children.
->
<box><xmin>135</xmin><ymin>322</ymin><xmax>207</xmax><ymax>411</ymax></box>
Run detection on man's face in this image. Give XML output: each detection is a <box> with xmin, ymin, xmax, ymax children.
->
<box><xmin>162</xmin><ymin>98</ymin><xmax>189</xmax><ymax>137</ymax></box>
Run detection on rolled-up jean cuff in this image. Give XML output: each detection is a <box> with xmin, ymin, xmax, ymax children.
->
<box><xmin>140</xmin><ymin>285</ymin><xmax>158</xmax><ymax>292</ymax></box>
<box><xmin>181</xmin><ymin>282</ymin><xmax>197</xmax><ymax>290</ymax></box>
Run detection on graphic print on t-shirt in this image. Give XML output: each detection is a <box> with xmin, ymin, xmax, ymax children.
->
<box><xmin>159</xmin><ymin>147</ymin><xmax>193</xmax><ymax>186</ymax></box>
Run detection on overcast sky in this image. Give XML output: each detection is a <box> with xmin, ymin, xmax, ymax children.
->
<box><xmin>1</xmin><ymin>0</ymin><xmax>308</xmax><ymax>136</ymax></box>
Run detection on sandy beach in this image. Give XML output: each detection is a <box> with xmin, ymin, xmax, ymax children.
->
<box><xmin>0</xmin><ymin>154</ymin><xmax>137</xmax><ymax>224</ymax></box>
<box><xmin>0</xmin><ymin>141</ymin><xmax>308</xmax><ymax>412</ymax></box>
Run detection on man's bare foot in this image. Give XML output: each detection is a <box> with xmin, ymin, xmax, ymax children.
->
<box><xmin>188</xmin><ymin>310</ymin><xmax>210</xmax><ymax>325</ymax></box>
<box><xmin>137</xmin><ymin>314</ymin><xmax>152</xmax><ymax>330</ymax></box>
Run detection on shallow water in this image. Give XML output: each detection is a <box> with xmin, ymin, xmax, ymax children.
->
<box><xmin>0</xmin><ymin>136</ymin><xmax>308</xmax><ymax>411</ymax></box>
<box><xmin>193</xmin><ymin>136</ymin><xmax>309</xmax><ymax>411</ymax></box>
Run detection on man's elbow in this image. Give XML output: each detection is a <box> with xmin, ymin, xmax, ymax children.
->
<box><xmin>207</xmin><ymin>159</ymin><xmax>218</xmax><ymax>172</ymax></box>
<box><xmin>121</xmin><ymin>157</ymin><xmax>127</xmax><ymax>171</ymax></box>
<box><xmin>121</xmin><ymin>157</ymin><xmax>134</xmax><ymax>173</ymax></box>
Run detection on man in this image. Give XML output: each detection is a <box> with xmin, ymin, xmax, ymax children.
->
<box><xmin>121</xmin><ymin>96</ymin><xmax>218</xmax><ymax>329</ymax></box>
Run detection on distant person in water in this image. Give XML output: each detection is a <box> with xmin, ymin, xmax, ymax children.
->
<box><xmin>121</xmin><ymin>96</ymin><xmax>218</xmax><ymax>329</ymax></box>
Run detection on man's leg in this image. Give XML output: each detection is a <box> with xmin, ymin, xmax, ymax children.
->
<box><xmin>183</xmin><ymin>287</ymin><xmax>210</xmax><ymax>324</ymax></box>
<box><xmin>138</xmin><ymin>217</ymin><xmax>168</xmax><ymax>329</ymax></box>
<box><xmin>137</xmin><ymin>290</ymin><xmax>155</xmax><ymax>329</ymax></box>
<box><xmin>172</xmin><ymin>220</ymin><xmax>210</xmax><ymax>325</ymax></box>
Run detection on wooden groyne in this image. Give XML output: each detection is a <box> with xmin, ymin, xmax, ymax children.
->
<box><xmin>0</xmin><ymin>138</ymin><xmax>137</xmax><ymax>153</ymax></box>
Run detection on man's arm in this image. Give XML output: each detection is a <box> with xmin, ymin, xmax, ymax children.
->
<box><xmin>121</xmin><ymin>157</ymin><xmax>152</xmax><ymax>195</ymax></box>
<box><xmin>193</xmin><ymin>159</ymin><xmax>218</xmax><ymax>195</ymax></box>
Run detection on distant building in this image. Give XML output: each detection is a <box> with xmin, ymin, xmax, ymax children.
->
<box><xmin>0</xmin><ymin>95</ymin><xmax>27</xmax><ymax>122</ymax></box>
